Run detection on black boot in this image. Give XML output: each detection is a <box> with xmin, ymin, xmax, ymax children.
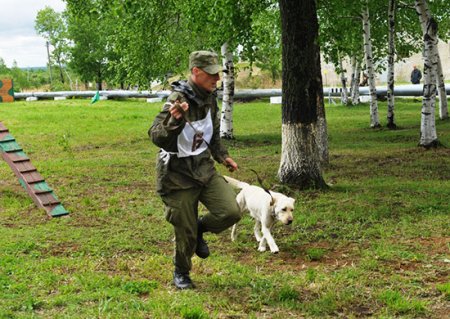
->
<box><xmin>173</xmin><ymin>271</ymin><xmax>194</xmax><ymax>289</ymax></box>
<box><xmin>196</xmin><ymin>218</ymin><xmax>210</xmax><ymax>259</ymax></box>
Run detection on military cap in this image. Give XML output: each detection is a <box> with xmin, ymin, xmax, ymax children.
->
<box><xmin>189</xmin><ymin>51</ymin><xmax>222</xmax><ymax>75</ymax></box>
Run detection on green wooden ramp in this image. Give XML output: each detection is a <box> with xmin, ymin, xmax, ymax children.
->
<box><xmin>0</xmin><ymin>121</ymin><xmax>68</xmax><ymax>217</ymax></box>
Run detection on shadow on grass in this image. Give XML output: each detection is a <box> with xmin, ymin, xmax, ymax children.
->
<box><xmin>225</xmin><ymin>133</ymin><xmax>281</xmax><ymax>146</ymax></box>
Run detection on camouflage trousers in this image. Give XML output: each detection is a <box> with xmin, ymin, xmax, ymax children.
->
<box><xmin>161</xmin><ymin>173</ymin><xmax>241</xmax><ymax>273</ymax></box>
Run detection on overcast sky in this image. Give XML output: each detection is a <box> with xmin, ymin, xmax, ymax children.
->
<box><xmin>0</xmin><ymin>0</ymin><xmax>66</xmax><ymax>68</ymax></box>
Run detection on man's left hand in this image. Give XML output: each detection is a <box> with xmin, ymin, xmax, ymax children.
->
<box><xmin>224</xmin><ymin>157</ymin><xmax>238</xmax><ymax>172</ymax></box>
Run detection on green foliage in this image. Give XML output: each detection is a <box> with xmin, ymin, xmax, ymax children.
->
<box><xmin>65</xmin><ymin>0</ymin><xmax>112</xmax><ymax>88</ymax></box>
<box><xmin>252</xmin><ymin>5</ymin><xmax>281</xmax><ymax>83</ymax></box>
<box><xmin>318</xmin><ymin>0</ymin><xmax>423</xmax><ymax>73</ymax></box>
<box><xmin>0</xmin><ymin>64</ymin><xmax>51</xmax><ymax>91</ymax></box>
<box><xmin>25</xmin><ymin>0</ymin><xmax>450</xmax><ymax>92</ymax></box>
<box><xmin>35</xmin><ymin>6</ymin><xmax>69</xmax><ymax>84</ymax></box>
<box><xmin>60</xmin><ymin>0</ymin><xmax>278</xmax><ymax>88</ymax></box>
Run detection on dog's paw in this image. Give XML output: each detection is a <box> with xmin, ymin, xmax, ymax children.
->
<box><xmin>270</xmin><ymin>245</ymin><xmax>279</xmax><ymax>254</ymax></box>
<box><xmin>258</xmin><ymin>246</ymin><xmax>267</xmax><ymax>252</ymax></box>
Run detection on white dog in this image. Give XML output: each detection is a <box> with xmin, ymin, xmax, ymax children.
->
<box><xmin>224</xmin><ymin>175</ymin><xmax>295</xmax><ymax>253</ymax></box>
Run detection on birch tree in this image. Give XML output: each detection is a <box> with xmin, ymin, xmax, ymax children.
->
<box><xmin>415</xmin><ymin>0</ymin><xmax>439</xmax><ymax>147</ymax></box>
<box><xmin>435</xmin><ymin>54</ymin><xmax>448</xmax><ymax>120</ymax></box>
<box><xmin>386</xmin><ymin>0</ymin><xmax>397</xmax><ymax>129</ymax></box>
<box><xmin>362</xmin><ymin>0</ymin><xmax>381</xmax><ymax>128</ymax></box>
<box><xmin>428</xmin><ymin>1</ymin><xmax>449</xmax><ymax>120</ymax></box>
<box><xmin>338</xmin><ymin>54</ymin><xmax>349</xmax><ymax>105</ymax></box>
<box><xmin>278</xmin><ymin>0</ymin><xmax>327</xmax><ymax>189</ymax></box>
<box><xmin>350</xmin><ymin>54</ymin><xmax>361</xmax><ymax>105</ymax></box>
<box><xmin>220</xmin><ymin>42</ymin><xmax>235</xmax><ymax>139</ymax></box>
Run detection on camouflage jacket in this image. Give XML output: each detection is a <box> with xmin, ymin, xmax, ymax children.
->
<box><xmin>149</xmin><ymin>78</ymin><xmax>229</xmax><ymax>195</ymax></box>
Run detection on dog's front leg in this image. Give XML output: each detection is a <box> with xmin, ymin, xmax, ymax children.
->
<box><xmin>255</xmin><ymin>220</ymin><xmax>267</xmax><ymax>251</ymax></box>
<box><xmin>261</xmin><ymin>225</ymin><xmax>279</xmax><ymax>253</ymax></box>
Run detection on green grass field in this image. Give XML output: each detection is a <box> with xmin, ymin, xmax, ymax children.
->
<box><xmin>0</xmin><ymin>98</ymin><xmax>449</xmax><ymax>318</ymax></box>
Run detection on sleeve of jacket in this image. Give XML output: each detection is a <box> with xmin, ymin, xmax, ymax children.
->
<box><xmin>148</xmin><ymin>92</ymin><xmax>186</xmax><ymax>150</ymax></box>
<box><xmin>209</xmin><ymin>101</ymin><xmax>229</xmax><ymax>164</ymax></box>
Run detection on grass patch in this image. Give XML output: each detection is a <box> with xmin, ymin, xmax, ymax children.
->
<box><xmin>0</xmin><ymin>98</ymin><xmax>449</xmax><ymax>317</ymax></box>
<box><xmin>378</xmin><ymin>290</ymin><xmax>427</xmax><ymax>315</ymax></box>
<box><xmin>437</xmin><ymin>282</ymin><xmax>450</xmax><ymax>300</ymax></box>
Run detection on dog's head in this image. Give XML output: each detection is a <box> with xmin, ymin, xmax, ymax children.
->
<box><xmin>272</xmin><ymin>193</ymin><xmax>295</xmax><ymax>225</ymax></box>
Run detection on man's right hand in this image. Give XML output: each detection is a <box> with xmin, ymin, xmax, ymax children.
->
<box><xmin>169</xmin><ymin>101</ymin><xmax>189</xmax><ymax>120</ymax></box>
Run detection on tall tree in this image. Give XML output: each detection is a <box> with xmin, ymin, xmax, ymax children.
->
<box><xmin>349</xmin><ymin>54</ymin><xmax>362</xmax><ymax>105</ymax></box>
<box><xmin>104</xmin><ymin>0</ymin><xmax>188</xmax><ymax>89</ymax></box>
<box><xmin>65</xmin><ymin>0</ymin><xmax>112</xmax><ymax>90</ymax></box>
<box><xmin>362</xmin><ymin>0</ymin><xmax>381</xmax><ymax>128</ymax></box>
<box><xmin>428</xmin><ymin>1</ymin><xmax>449</xmax><ymax>120</ymax></box>
<box><xmin>220</xmin><ymin>42</ymin><xmax>235</xmax><ymax>139</ymax></box>
<box><xmin>278</xmin><ymin>0</ymin><xmax>327</xmax><ymax>189</ymax></box>
<box><xmin>386</xmin><ymin>0</ymin><xmax>396</xmax><ymax>129</ymax></box>
<box><xmin>35</xmin><ymin>6</ymin><xmax>68</xmax><ymax>84</ymax></box>
<box><xmin>415</xmin><ymin>0</ymin><xmax>439</xmax><ymax>147</ymax></box>
<box><xmin>397</xmin><ymin>0</ymin><xmax>448</xmax><ymax>121</ymax></box>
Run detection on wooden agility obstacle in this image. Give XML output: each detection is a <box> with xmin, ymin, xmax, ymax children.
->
<box><xmin>0</xmin><ymin>121</ymin><xmax>68</xmax><ymax>217</ymax></box>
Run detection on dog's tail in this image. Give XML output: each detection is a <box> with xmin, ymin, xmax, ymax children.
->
<box><xmin>223</xmin><ymin>175</ymin><xmax>249</xmax><ymax>189</ymax></box>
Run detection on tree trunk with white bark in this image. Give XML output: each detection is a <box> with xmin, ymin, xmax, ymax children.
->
<box><xmin>351</xmin><ymin>58</ymin><xmax>361</xmax><ymax>105</ymax></box>
<box><xmin>339</xmin><ymin>54</ymin><xmax>349</xmax><ymax>105</ymax></box>
<box><xmin>436</xmin><ymin>54</ymin><xmax>448</xmax><ymax>120</ymax></box>
<box><xmin>278</xmin><ymin>0</ymin><xmax>327</xmax><ymax>189</ymax></box>
<box><xmin>349</xmin><ymin>56</ymin><xmax>355</xmax><ymax>99</ymax></box>
<box><xmin>362</xmin><ymin>1</ymin><xmax>381</xmax><ymax>128</ymax></box>
<box><xmin>220</xmin><ymin>42</ymin><xmax>235</xmax><ymax>139</ymax></box>
<box><xmin>387</xmin><ymin>0</ymin><xmax>397</xmax><ymax>129</ymax></box>
<box><xmin>415</xmin><ymin>0</ymin><xmax>439</xmax><ymax>147</ymax></box>
<box><xmin>317</xmin><ymin>93</ymin><xmax>329</xmax><ymax>166</ymax></box>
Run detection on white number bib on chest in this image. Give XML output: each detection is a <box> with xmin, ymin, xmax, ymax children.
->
<box><xmin>177</xmin><ymin>109</ymin><xmax>213</xmax><ymax>158</ymax></box>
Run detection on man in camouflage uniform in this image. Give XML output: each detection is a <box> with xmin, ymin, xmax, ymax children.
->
<box><xmin>149</xmin><ymin>51</ymin><xmax>241</xmax><ymax>290</ymax></box>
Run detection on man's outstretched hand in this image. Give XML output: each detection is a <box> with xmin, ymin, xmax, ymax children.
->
<box><xmin>224</xmin><ymin>157</ymin><xmax>238</xmax><ymax>172</ymax></box>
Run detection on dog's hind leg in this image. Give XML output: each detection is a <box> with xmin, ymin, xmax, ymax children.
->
<box><xmin>258</xmin><ymin>236</ymin><xmax>267</xmax><ymax>252</ymax></box>
<box><xmin>253</xmin><ymin>220</ymin><xmax>263</xmax><ymax>242</ymax></box>
<box><xmin>231</xmin><ymin>224</ymin><xmax>238</xmax><ymax>241</ymax></box>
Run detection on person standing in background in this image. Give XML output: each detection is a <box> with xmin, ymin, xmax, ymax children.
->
<box><xmin>410</xmin><ymin>65</ymin><xmax>422</xmax><ymax>84</ymax></box>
